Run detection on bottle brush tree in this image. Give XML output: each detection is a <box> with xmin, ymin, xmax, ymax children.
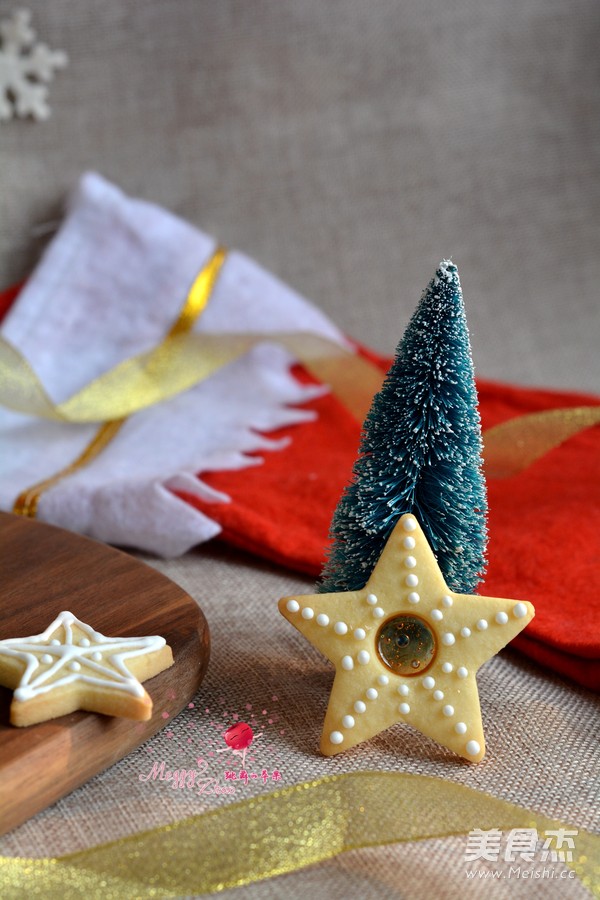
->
<box><xmin>319</xmin><ymin>259</ymin><xmax>487</xmax><ymax>595</ymax></box>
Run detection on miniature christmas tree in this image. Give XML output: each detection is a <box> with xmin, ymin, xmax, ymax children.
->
<box><xmin>319</xmin><ymin>260</ymin><xmax>487</xmax><ymax>595</ymax></box>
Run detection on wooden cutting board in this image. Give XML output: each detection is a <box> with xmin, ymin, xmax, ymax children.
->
<box><xmin>0</xmin><ymin>512</ymin><xmax>210</xmax><ymax>835</ymax></box>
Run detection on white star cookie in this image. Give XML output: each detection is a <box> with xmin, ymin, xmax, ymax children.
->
<box><xmin>279</xmin><ymin>515</ymin><xmax>534</xmax><ymax>762</ymax></box>
<box><xmin>0</xmin><ymin>611</ymin><xmax>173</xmax><ymax>726</ymax></box>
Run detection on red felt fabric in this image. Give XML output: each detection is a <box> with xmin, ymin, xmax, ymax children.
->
<box><xmin>1</xmin><ymin>286</ymin><xmax>598</xmax><ymax>690</ymax></box>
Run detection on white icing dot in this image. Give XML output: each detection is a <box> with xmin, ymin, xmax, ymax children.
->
<box><xmin>457</xmin><ymin>666</ymin><xmax>468</xmax><ymax>679</ymax></box>
<box><xmin>495</xmin><ymin>611</ymin><xmax>509</xmax><ymax>625</ymax></box>
<box><xmin>443</xmin><ymin>705</ymin><xmax>455</xmax><ymax>717</ymax></box>
<box><xmin>442</xmin><ymin>662</ymin><xmax>453</xmax><ymax>673</ymax></box>
<box><xmin>422</xmin><ymin>676</ymin><xmax>435</xmax><ymax>689</ymax></box>
<box><xmin>442</xmin><ymin>633</ymin><xmax>455</xmax><ymax>646</ymax></box>
<box><xmin>397</xmin><ymin>684</ymin><xmax>409</xmax><ymax>696</ymax></box>
<box><xmin>404</xmin><ymin>556</ymin><xmax>417</xmax><ymax>568</ymax></box>
<box><xmin>513</xmin><ymin>602</ymin><xmax>528</xmax><ymax>619</ymax></box>
<box><xmin>407</xmin><ymin>592</ymin><xmax>420</xmax><ymax>604</ymax></box>
<box><xmin>341</xmin><ymin>656</ymin><xmax>354</xmax><ymax>671</ymax></box>
<box><xmin>357</xmin><ymin>650</ymin><xmax>370</xmax><ymax>665</ymax></box>
<box><xmin>41</xmin><ymin>654</ymin><xmax>53</xmax><ymax>665</ymax></box>
<box><xmin>316</xmin><ymin>614</ymin><xmax>329</xmax><ymax>627</ymax></box>
<box><xmin>399</xmin><ymin>702</ymin><xmax>410</xmax><ymax>715</ymax></box>
<box><xmin>455</xmin><ymin>722</ymin><xmax>467</xmax><ymax>735</ymax></box>
<box><xmin>342</xmin><ymin>715</ymin><xmax>355</xmax><ymax>729</ymax></box>
<box><xmin>286</xmin><ymin>599</ymin><xmax>300</xmax><ymax>613</ymax></box>
<box><xmin>354</xmin><ymin>701</ymin><xmax>367</xmax><ymax>714</ymax></box>
<box><xmin>69</xmin><ymin>662</ymin><xmax>81</xmax><ymax>672</ymax></box>
<box><xmin>476</xmin><ymin>619</ymin><xmax>488</xmax><ymax>631</ymax></box>
<box><xmin>79</xmin><ymin>638</ymin><xmax>91</xmax><ymax>647</ymax></box>
<box><xmin>373</xmin><ymin>607</ymin><xmax>385</xmax><ymax>619</ymax></box>
<box><xmin>92</xmin><ymin>651</ymin><xmax>102</xmax><ymax>662</ymax></box>
<box><xmin>466</xmin><ymin>740</ymin><xmax>481</xmax><ymax>757</ymax></box>
<box><xmin>377</xmin><ymin>674</ymin><xmax>389</xmax><ymax>686</ymax></box>
<box><xmin>460</xmin><ymin>627</ymin><xmax>471</xmax><ymax>638</ymax></box>
<box><xmin>354</xmin><ymin>628</ymin><xmax>366</xmax><ymax>640</ymax></box>
<box><xmin>433</xmin><ymin>690</ymin><xmax>444</xmax><ymax>701</ymax></box>
<box><xmin>50</xmin><ymin>639</ymin><xmax>61</xmax><ymax>646</ymax></box>
<box><xmin>334</xmin><ymin>620</ymin><xmax>348</xmax><ymax>635</ymax></box>
<box><xmin>402</xmin><ymin>536</ymin><xmax>416</xmax><ymax>550</ymax></box>
<box><xmin>402</xmin><ymin>517</ymin><xmax>417</xmax><ymax>532</ymax></box>
<box><xmin>442</xmin><ymin>595</ymin><xmax>453</xmax><ymax>608</ymax></box>
<box><xmin>330</xmin><ymin>731</ymin><xmax>344</xmax><ymax>745</ymax></box>
<box><xmin>301</xmin><ymin>607</ymin><xmax>314</xmax><ymax>620</ymax></box>
<box><xmin>366</xmin><ymin>688</ymin><xmax>378</xmax><ymax>700</ymax></box>
<box><xmin>431</xmin><ymin>609</ymin><xmax>443</xmax><ymax>621</ymax></box>
<box><xmin>366</xmin><ymin>594</ymin><xmax>378</xmax><ymax>606</ymax></box>
<box><xmin>405</xmin><ymin>574</ymin><xmax>419</xmax><ymax>587</ymax></box>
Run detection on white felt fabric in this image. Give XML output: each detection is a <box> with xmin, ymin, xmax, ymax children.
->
<box><xmin>0</xmin><ymin>173</ymin><xmax>343</xmax><ymax>555</ymax></box>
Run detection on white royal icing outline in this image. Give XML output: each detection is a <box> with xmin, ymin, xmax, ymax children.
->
<box><xmin>0</xmin><ymin>611</ymin><xmax>166</xmax><ymax>703</ymax></box>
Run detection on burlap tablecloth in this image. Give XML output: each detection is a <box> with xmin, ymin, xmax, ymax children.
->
<box><xmin>0</xmin><ymin>2</ymin><xmax>598</xmax><ymax>897</ymax></box>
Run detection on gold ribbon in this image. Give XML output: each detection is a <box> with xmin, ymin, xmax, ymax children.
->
<box><xmin>11</xmin><ymin>246</ymin><xmax>229</xmax><ymax>517</ymax></box>
<box><xmin>3</xmin><ymin>244</ymin><xmax>382</xmax><ymax>516</ymax></box>
<box><xmin>13</xmin><ymin>419</ymin><xmax>125</xmax><ymax>518</ymax></box>
<box><xmin>0</xmin><ymin>246</ymin><xmax>228</xmax><ymax>424</ymax></box>
<box><xmin>483</xmin><ymin>405</ymin><xmax>600</xmax><ymax>479</ymax></box>
<box><xmin>0</xmin><ymin>322</ymin><xmax>382</xmax><ymax>427</ymax></box>
<box><xmin>2</xmin><ymin>247</ymin><xmax>598</xmax><ymax>517</ymax></box>
<box><xmin>2</xmin><ymin>253</ymin><xmax>597</xmax><ymax>457</ymax></box>
<box><xmin>1</xmin><ymin>773</ymin><xmax>598</xmax><ymax>898</ymax></box>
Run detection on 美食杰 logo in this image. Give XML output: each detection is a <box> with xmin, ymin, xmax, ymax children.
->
<box><xmin>464</xmin><ymin>827</ymin><xmax>579</xmax><ymax>882</ymax></box>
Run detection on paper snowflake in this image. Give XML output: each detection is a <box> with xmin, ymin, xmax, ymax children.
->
<box><xmin>0</xmin><ymin>8</ymin><xmax>68</xmax><ymax>121</ymax></box>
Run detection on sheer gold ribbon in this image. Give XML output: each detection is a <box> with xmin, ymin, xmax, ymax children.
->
<box><xmin>1</xmin><ymin>245</ymin><xmax>598</xmax><ymax>516</ymax></box>
<box><xmin>483</xmin><ymin>406</ymin><xmax>600</xmax><ymax>478</ymax></box>
<box><xmin>4</xmin><ymin>245</ymin><xmax>383</xmax><ymax>516</ymax></box>
<box><xmin>0</xmin><ymin>324</ymin><xmax>382</xmax><ymax>426</ymax></box>
<box><xmin>1</xmin><ymin>772</ymin><xmax>598</xmax><ymax>898</ymax></box>
<box><xmin>2</xmin><ymin>321</ymin><xmax>597</xmax><ymax>475</ymax></box>
<box><xmin>11</xmin><ymin>245</ymin><xmax>230</xmax><ymax>517</ymax></box>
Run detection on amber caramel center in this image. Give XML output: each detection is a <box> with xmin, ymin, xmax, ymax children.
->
<box><xmin>376</xmin><ymin>614</ymin><xmax>437</xmax><ymax>676</ymax></box>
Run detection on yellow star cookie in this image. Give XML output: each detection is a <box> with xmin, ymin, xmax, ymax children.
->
<box><xmin>0</xmin><ymin>611</ymin><xmax>173</xmax><ymax>726</ymax></box>
<box><xmin>279</xmin><ymin>514</ymin><xmax>534</xmax><ymax>762</ymax></box>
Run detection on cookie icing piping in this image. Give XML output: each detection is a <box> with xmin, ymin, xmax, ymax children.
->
<box><xmin>0</xmin><ymin>611</ymin><xmax>166</xmax><ymax>702</ymax></box>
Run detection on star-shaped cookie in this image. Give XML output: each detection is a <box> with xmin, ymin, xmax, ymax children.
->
<box><xmin>0</xmin><ymin>611</ymin><xmax>173</xmax><ymax>726</ymax></box>
<box><xmin>279</xmin><ymin>515</ymin><xmax>534</xmax><ymax>761</ymax></box>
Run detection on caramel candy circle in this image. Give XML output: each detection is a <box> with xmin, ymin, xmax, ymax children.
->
<box><xmin>376</xmin><ymin>614</ymin><xmax>436</xmax><ymax>676</ymax></box>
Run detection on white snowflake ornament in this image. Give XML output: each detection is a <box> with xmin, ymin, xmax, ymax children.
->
<box><xmin>0</xmin><ymin>8</ymin><xmax>68</xmax><ymax>121</ymax></box>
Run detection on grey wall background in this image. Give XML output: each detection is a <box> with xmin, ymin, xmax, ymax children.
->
<box><xmin>1</xmin><ymin>0</ymin><xmax>599</xmax><ymax>391</ymax></box>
